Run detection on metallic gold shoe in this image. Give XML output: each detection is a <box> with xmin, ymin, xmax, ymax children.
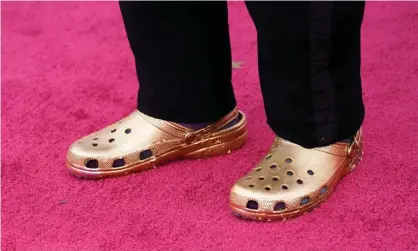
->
<box><xmin>230</xmin><ymin>129</ymin><xmax>363</xmax><ymax>221</ymax></box>
<box><xmin>67</xmin><ymin>108</ymin><xmax>247</xmax><ymax>179</ymax></box>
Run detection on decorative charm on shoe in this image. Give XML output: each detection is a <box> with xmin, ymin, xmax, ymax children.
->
<box><xmin>67</xmin><ymin>108</ymin><xmax>247</xmax><ymax>178</ymax></box>
<box><xmin>229</xmin><ymin>129</ymin><xmax>363</xmax><ymax>221</ymax></box>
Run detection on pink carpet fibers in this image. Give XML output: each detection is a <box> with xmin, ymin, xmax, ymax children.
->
<box><xmin>2</xmin><ymin>2</ymin><xmax>418</xmax><ymax>251</ymax></box>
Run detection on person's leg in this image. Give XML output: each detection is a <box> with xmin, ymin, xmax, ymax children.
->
<box><xmin>230</xmin><ymin>2</ymin><xmax>365</xmax><ymax>220</ymax></box>
<box><xmin>66</xmin><ymin>2</ymin><xmax>248</xmax><ymax>178</ymax></box>
<box><xmin>245</xmin><ymin>1</ymin><xmax>365</xmax><ymax>148</ymax></box>
<box><xmin>119</xmin><ymin>1</ymin><xmax>236</xmax><ymax>123</ymax></box>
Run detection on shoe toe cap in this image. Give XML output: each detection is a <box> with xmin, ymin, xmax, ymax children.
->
<box><xmin>230</xmin><ymin>179</ymin><xmax>320</xmax><ymax>212</ymax></box>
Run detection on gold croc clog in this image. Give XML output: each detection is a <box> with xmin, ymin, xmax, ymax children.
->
<box><xmin>67</xmin><ymin>108</ymin><xmax>247</xmax><ymax>178</ymax></box>
<box><xmin>230</xmin><ymin>129</ymin><xmax>363</xmax><ymax>221</ymax></box>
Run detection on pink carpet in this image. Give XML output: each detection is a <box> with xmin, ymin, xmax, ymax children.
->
<box><xmin>2</xmin><ymin>2</ymin><xmax>418</xmax><ymax>250</ymax></box>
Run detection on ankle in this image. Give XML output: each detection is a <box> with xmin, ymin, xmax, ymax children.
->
<box><xmin>178</xmin><ymin>114</ymin><xmax>241</xmax><ymax>131</ymax></box>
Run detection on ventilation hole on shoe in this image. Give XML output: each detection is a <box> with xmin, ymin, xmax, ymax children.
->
<box><xmin>111</xmin><ymin>129</ymin><xmax>117</xmax><ymax>133</ymax></box>
<box><xmin>264</xmin><ymin>186</ymin><xmax>271</xmax><ymax>191</ymax></box>
<box><xmin>245</xmin><ymin>176</ymin><xmax>252</xmax><ymax>179</ymax></box>
<box><xmin>286</xmin><ymin>170</ymin><xmax>294</xmax><ymax>176</ymax></box>
<box><xmin>93</xmin><ymin>138</ymin><xmax>98</xmax><ymax>140</ymax></box>
<box><xmin>300</xmin><ymin>197</ymin><xmax>311</xmax><ymax>205</ymax></box>
<box><xmin>246</xmin><ymin>200</ymin><xmax>258</xmax><ymax>210</ymax></box>
<box><xmin>281</xmin><ymin>185</ymin><xmax>288</xmax><ymax>190</ymax></box>
<box><xmin>258</xmin><ymin>176</ymin><xmax>265</xmax><ymax>180</ymax></box>
<box><xmin>270</xmin><ymin>163</ymin><xmax>277</xmax><ymax>169</ymax></box>
<box><xmin>85</xmin><ymin>160</ymin><xmax>98</xmax><ymax>169</ymax></box>
<box><xmin>92</xmin><ymin>143</ymin><xmax>98</xmax><ymax>147</ymax></box>
<box><xmin>297</xmin><ymin>179</ymin><xmax>303</xmax><ymax>184</ymax></box>
<box><xmin>139</xmin><ymin>149</ymin><xmax>153</xmax><ymax>160</ymax></box>
<box><xmin>249</xmin><ymin>184</ymin><xmax>255</xmax><ymax>188</ymax></box>
<box><xmin>272</xmin><ymin>176</ymin><xmax>279</xmax><ymax>181</ymax></box>
<box><xmin>125</xmin><ymin>128</ymin><xmax>132</xmax><ymax>134</ymax></box>
<box><xmin>112</xmin><ymin>159</ymin><xmax>125</xmax><ymax>168</ymax></box>
<box><xmin>274</xmin><ymin>202</ymin><xmax>286</xmax><ymax>211</ymax></box>
<box><xmin>255</xmin><ymin>167</ymin><xmax>262</xmax><ymax>171</ymax></box>
<box><xmin>307</xmin><ymin>170</ymin><xmax>314</xmax><ymax>175</ymax></box>
<box><xmin>285</xmin><ymin>157</ymin><xmax>292</xmax><ymax>163</ymax></box>
<box><xmin>320</xmin><ymin>186</ymin><xmax>328</xmax><ymax>195</ymax></box>
<box><xmin>266</xmin><ymin>154</ymin><xmax>272</xmax><ymax>160</ymax></box>
<box><xmin>109</xmin><ymin>138</ymin><xmax>115</xmax><ymax>143</ymax></box>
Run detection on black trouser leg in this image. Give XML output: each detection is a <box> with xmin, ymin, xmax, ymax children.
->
<box><xmin>245</xmin><ymin>2</ymin><xmax>365</xmax><ymax>148</ymax></box>
<box><xmin>119</xmin><ymin>2</ymin><xmax>235</xmax><ymax>123</ymax></box>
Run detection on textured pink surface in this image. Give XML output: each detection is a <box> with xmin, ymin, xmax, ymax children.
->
<box><xmin>2</xmin><ymin>2</ymin><xmax>418</xmax><ymax>251</ymax></box>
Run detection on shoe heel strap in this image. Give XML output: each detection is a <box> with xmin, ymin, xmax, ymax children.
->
<box><xmin>185</xmin><ymin>108</ymin><xmax>239</xmax><ymax>143</ymax></box>
<box><xmin>347</xmin><ymin>128</ymin><xmax>363</xmax><ymax>158</ymax></box>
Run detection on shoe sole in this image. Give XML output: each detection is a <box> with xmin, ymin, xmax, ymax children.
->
<box><xmin>230</xmin><ymin>145</ymin><xmax>363</xmax><ymax>221</ymax></box>
<box><xmin>67</xmin><ymin>118</ymin><xmax>247</xmax><ymax>179</ymax></box>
